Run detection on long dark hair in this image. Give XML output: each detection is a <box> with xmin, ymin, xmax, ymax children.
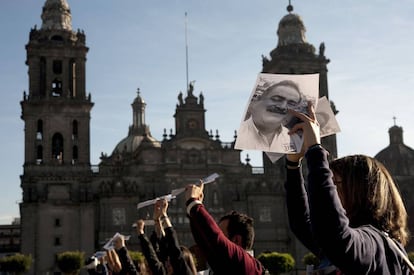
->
<box><xmin>330</xmin><ymin>155</ymin><xmax>410</xmax><ymax>245</ymax></box>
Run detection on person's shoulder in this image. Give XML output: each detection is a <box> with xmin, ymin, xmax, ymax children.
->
<box><xmin>355</xmin><ymin>225</ymin><xmax>393</xmax><ymax>249</ymax></box>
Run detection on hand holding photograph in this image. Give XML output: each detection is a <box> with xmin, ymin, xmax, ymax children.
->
<box><xmin>265</xmin><ymin>95</ymin><xmax>341</xmax><ymax>163</ymax></box>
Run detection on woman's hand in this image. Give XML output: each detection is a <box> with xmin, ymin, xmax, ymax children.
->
<box><xmin>288</xmin><ymin>102</ymin><xmax>321</xmax><ymax>152</ymax></box>
<box><xmin>136</xmin><ymin>219</ymin><xmax>145</xmax><ymax>235</ymax></box>
<box><xmin>185</xmin><ymin>180</ymin><xmax>204</xmax><ymax>202</ymax></box>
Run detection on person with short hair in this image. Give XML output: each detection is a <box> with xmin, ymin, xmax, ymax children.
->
<box><xmin>185</xmin><ymin>181</ymin><xmax>264</xmax><ymax>275</ymax></box>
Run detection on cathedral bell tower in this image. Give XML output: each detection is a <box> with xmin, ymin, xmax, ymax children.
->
<box><xmin>173</xmin><ymin>82</ymin><xmax>209</xmax><ymax>139</ymax></box>
<box><xmin>21</xmin><ymin>0</ymin><xmax>93</xmax><ymax>166</ymax></box>
<box><xmin>20</xmin><ymin>1</ymin><xmax>94</xmax><ymax>273</ymax></box>
<box><xmin>261</xmin><ymin>4</ymin><xmax>338</xmax><ymax>170</ymax></box>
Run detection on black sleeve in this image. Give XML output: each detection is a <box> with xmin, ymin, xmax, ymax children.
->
<box><xmin>139</xmin><ymin>233</ymin><xmax>166</xmax><ymax>275</ymax></box>
<box><xmin>285</xmin><ymin>166</ymin><xmax>320</xmax><ymax>255</ymax></box>
<box><xmin>150</xmin><ymin>231</ymin><xmax>168</xmax><ymax>264</ymax></box>
<box><xmin>164</xmin><ymin>227</ymin><xmax>195</xmax><ymax>275</ymax></box>
<box><xmin>116</xmin><ymin>246</ymin><xmax>138</xmax><ymax>275</ymax></box>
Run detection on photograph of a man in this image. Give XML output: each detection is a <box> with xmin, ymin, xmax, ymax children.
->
<box><xmin>235</xmin><ymin>73</ymin><xmax>319</xmax><ymax>154</ymax></box>
<box><xmin>265</xmin><ymin>95</ymin><xmax>340</xmax><ymax>163</ymax></box>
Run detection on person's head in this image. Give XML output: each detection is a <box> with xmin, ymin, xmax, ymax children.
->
<box><xmin>218</xmin><ymin>211</ymin><xmax>255</xmax><ymax>250</ymax></box>
<box><xmin>249</xmin><ymin>80</ymin><xmax>304</xmax><ymax>133</ymax></box>
<box><xmin>330</xmin><ymin>155</ymin><xmax>410</xmax><ymax>245</ymax></box>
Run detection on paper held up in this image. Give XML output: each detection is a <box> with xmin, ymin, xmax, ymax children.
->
<box><xmin>102</xmin><ymin>232</ymin><xmax>131</xmax><ymax>250</ymax></box>
<box><xmin>136</xmin><ymin>173</ymin><xmax>220</xmax><ymax>209</ymax></box>
<box><xmin>136</xmin><ymin>194</ymin><xmax>176</xmax><ymax>210</ymax></box>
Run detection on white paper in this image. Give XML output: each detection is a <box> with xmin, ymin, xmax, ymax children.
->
<box><xmin>102</xmin><ymin>232</ymin><xmax>131</xmax><ymax>250</ymax></box>
<box><xmin>136</xmin><ymin>173</ymin><xmax>220</xmax><ymax>209</ymax></box>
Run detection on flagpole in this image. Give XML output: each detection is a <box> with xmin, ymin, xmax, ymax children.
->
<box><xmin>185</xmin><ymin>12</ymin><xmax>189</xmax><ymax>92</ymax></box>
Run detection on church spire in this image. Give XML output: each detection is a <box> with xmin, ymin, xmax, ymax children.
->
<box><xmin>389</xmin><ymin>121</ymin><xmax>404</xmax><ymax>145</ymax></box>
<box><xmin>132</xmin><ymin>88</ymin><xmax>147</xmax><ymax>131</ymax></box>
<box><xmin>41</xmin><ymin>0</ymin><xmax>72</xmax><ymax>31</ymax></box>
<box><xmin>277</xmin><ymin>4</ymin><xmax>307</xmax><ymax>46</ymax></box>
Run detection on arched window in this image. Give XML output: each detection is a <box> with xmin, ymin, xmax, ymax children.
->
<box><xmin>72</xmin><ymin>120</ymin><xmax>78</xmax><ymax>140</ymax></box>
<box><xmin>69</xmin><ymin>59</ymin><xmax>76</xmax><ymax>97</ymax></box>
<box><xmin>36</xmin><ymin>145</ymin><xmax>43</xmax><ymax>164</ymax></box>
<box><xmin>39</xmin><ymin>57</ymin><xmax>46</xmax><ymax>96</ymax></box>
<box><xmin>51</xmin><ymin>35</ymin><xmax>63</xmax><ymax>42</ymax></box>
<box><xmin>51</xmin><ymin>78</ymin><xmax>62</xmax><ymax>97</ymax></box>
<box><xmin>53</xmin><ymin>60</ymin><xmax>62</xmax><ymax>74</ymax></box>
<box><xmin>52</xmin><ymin>133</ymin><xmax>64</xmax><ymax>163</ymax></box>
<box><xmin>72</xmin><ymin>146</ymin><xmax>78</xmax><ymax>164</ymax></box>
<box><xmin>36</xmin><ymin>119</ymin><xmax>43</xmax><ymax>140</ymax></box>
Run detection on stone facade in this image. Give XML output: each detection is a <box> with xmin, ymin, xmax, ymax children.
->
<box><xmin>26</xmin><ymin>1</ymin><xmax>414</xmax><ymax>274</ymax></box>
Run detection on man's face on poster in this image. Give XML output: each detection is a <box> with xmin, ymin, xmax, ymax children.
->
<box><xmin>250</xmin><ymin>83</ymin><xmax>301</xmax><ymax>131</ymax></box>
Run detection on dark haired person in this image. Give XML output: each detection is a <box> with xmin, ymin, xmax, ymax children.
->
<box><xmin>185</xmin><ymin>182</ymin><xmax>263</xmax><ymax>275</ymax></box>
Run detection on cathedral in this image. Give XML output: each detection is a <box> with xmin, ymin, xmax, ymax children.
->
<box><xmin>18</xmin><ymin>0</ymin><xmax>414</xmax><ymax>274</ymax></box>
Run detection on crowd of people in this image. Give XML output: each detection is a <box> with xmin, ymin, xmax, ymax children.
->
<box><xmin>85</xmin><ymin>191</ymin><xmax>263</xmax><ymax>275</ymax></box>
<box><xmin>84</xmin><ymin>102</ymin><xmax>412</xmax><ymax>275</ymax></box>
<box><xmin>84</xmin><ymin>184</ymin><xmax>264</xmax><ymax>275</ymax></box>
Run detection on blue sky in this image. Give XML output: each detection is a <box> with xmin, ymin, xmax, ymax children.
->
<box><xmin>1</xmin><ymin>1</ymin><xmax>414</xmax><ymax>224</ymax></box>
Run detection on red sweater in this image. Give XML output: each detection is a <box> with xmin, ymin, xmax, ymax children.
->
<box><xmin>188</xmin><ymin>202</ymin><xmax>263</xmax><ymax>275</ymax></box>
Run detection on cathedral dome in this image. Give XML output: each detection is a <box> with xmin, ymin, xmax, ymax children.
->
<box><xmin>277</xmin><ymin>13</ymin><xmax>307</xmax><ymax>46</ymax></box>
<box><xmin>113</xmin><ymin>134</ymin><xmax>161</xmax><ymax>154</ymax></box>
<box><xmin>133</xmin><ymin>92</ymin><xmax>145</xmax><ymax>105</ymax></box>
<box><xmin>375</xmin><ymin>125</ymin><xmax>414</xmax><ymax>176</ymax></box>
<box><xmin>111</xmin><ymin>90</ymin><xmax>161</xmax><ymax>155</ymax></box>
<box><xmin>41</xmin><ymin>0</ymin><xmax>72</xmax><ymax>31</ymax></box>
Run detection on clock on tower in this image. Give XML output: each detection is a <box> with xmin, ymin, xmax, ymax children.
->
<box><xmin>187</xmin><ymin>119</ymin><xmax>199</xmax><ymax>129</ymax></box>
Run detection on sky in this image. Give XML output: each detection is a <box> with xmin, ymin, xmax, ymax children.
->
<box><xmin>1</xmin><ymin>0</ymin><xmax>414</xmax><ymax>224</ymax></box>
